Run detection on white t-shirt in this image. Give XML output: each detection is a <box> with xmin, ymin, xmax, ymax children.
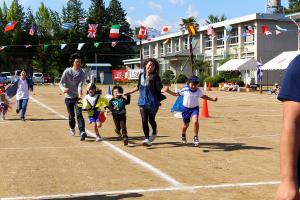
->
<box><xmin>179</xmin><ymin>86</ymin><xmax>203</xmax><ymax>108</ymax></box>
<box><xmin>16</xmin><ymin>79</ymin><xmax>29</xmax><ymax>100</ymax></box>
<box><xmin>84</xmin><ymin>94</ymin><xmax>98</xmax><ymax>106</ymax></box>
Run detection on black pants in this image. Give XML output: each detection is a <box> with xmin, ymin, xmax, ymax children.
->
<box><xmin>112</xmin><ymin>114</ymin><xmax>127</xmax><ymax>137</ymax></box>
<box><xmin>139</xmin><ymin>107</ymin><xmax>157</xmax><ymax>139</ymax></box>
<box><xmin>65</xmin><ymin>98</ymin><xmax>85</xmax><ymax>133</ymax></box>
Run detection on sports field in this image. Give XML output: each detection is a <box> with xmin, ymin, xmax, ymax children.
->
<box><xmin>0</xmin><ymin>85</ymin><xmax>281</xmax><ymax>200</ymax></box>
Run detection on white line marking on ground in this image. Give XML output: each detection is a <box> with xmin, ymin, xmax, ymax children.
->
<box><xmin>29</xmin><ymin>96</ymin><xmax>182</xmax><ymax>187</ymax></box>
<box><xmin>2</xmin><ymin>181</ymin><xmax>279</xmax><ymax>200</ymax></box>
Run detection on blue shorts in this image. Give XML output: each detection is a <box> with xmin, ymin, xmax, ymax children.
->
<box><xmin>182</xmin><ymin>106</ymin><xmax>199</xmax><ymax>123</ymax></box>
<box><xmin>88</xmin><ymin>110</ymin><xmax>100</xmax><ymax>124</ymax></box>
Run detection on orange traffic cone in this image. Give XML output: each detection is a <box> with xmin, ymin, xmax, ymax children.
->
<box><xmin>207</xmin><ymin>83</ymin><xmax>212</xmax><ymax>91</ymax></box>
<box><xmin>201</xmin><ymin>99</ymin><xmax>210</xmax><ymax>118</ymax></box>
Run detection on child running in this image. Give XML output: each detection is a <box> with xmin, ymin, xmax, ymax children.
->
<box><xmin>82</xmin><ymin>83</ymin><xmax>108</xmax><ymax>142</ymax></box>
<box><xmin>0</xmin><ymin>83</ymin><xmax>9</xmax><ymax>120</ymax></box>
<box><xmin>108</xmin><ymin>85</ymin><xmax>130</xmax><ymax>146</ymax></box>
<box><xmin>164</xmin><ymin>76</ymin><xmax>218</xmax><ymax>146</ymax></box>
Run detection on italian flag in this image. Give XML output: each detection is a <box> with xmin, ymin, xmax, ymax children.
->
<box><xmin>109</xmin><ymin>25</ymin><xmax>120</xmax><ymax>39</ymax></box>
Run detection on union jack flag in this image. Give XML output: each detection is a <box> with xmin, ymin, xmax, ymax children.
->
<box><xmin>87</xmin><ymin>24</ymin><xmax>98</xmax><ymax>38</ymax></box>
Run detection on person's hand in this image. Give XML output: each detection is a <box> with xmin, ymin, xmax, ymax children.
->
<box><xmin>213</xmin><ymin>97</ymin><xmax>218</xmax><ymax>102</ymax></box>
<box><xmin>276</xmin><ymin>180</ymin><xmax>299</xmax><ymax>200</ymax></box>
<box><xmin>63</xmin><ymin>88</ymin><xmax>69</xmax><ymax>94</ymax></box>
<box><xmin>162</xmin><ymin>86</ymin><xmax>170</xmax><ymax>93</ymax></box>
<box><xmin>123</xmin><ymin>92</ymin><xmax>130</xmax><ymax>96</ymax></box>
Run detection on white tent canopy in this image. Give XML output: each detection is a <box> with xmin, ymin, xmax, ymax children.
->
<box><xmin>261</xmin><ymin>51</ymin><xmax>300</xmax><ymax>70</ymax></box>
<box><xmin>217</xmin><ymin>58</ymin><xmax>258</xmax><ymax>71</ymax></box>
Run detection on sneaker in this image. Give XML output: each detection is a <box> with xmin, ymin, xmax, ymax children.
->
<box><xmin>193</xmin><ymin>136</ymin><xmax>200</xmax><ymax>146</ymax></box>
<box><xmin>123</xmin><ymin>136</ymin><xmax>128</xmax><ymax>146</ymax></box>
<box><xmin>181</xmin><ymin>136</ymin><xmax>187</xmax><ymax>144</ymax></box>
<box><xmin>69</xmin><ymin>129</ymin><xmax>76</xmax><ymax>136</ymax></box>
<box><xmin>95</xmin><ymin>136</ymin><xmax>102</xmax><ymax>142</ymax></box>
<box><xmin>149</xmin><ymin>134</ymin><xmax>157</xmax><ymax>142</ymax></box>
<box><xmin>80</xmin><ymin>132</ymin><xmax>87</xmax><ymax>141</ymax></box>
<box><xmin>20</xmin><ymin>117</ymin><xmax>25</xmax><ymax>121</ymax></box>
<box><xmin>16</xmin><ymin>109</ymin><xmax>19</xmax><ymax>114</ymax></box>
<box><xmin>142</xmin><ymin>139</ymin><xmax>152</xmax><ymax>147</ymax></box>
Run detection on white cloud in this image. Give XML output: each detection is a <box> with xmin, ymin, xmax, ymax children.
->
<box><xmin>187</xmin><ymin>4</ymin><xmax>199</xmax><ymax>18</ymax></box>
<box><xmin>135</xmin><ymin>15</ymin><xmax>166</xmax><ymax>30</ymax></box>
<box><xmin>148</xmin><ymin>1</ymin><xmax>162</xmax><ymax>10</ymax></box>
<box><xmin>168</xmin><ymin>0</ymin><xmax>185</xmax><ymax>5</ymax></box>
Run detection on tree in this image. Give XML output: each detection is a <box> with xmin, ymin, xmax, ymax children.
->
<box><xmin>193</xmin><ymin>58</ymin><xmax>211</xmax><ymax>75</ymax></box>
<box><xmin>285</xmin><ymin>0</ymin><xmax>300</xmax><ymax>13</ymax></box>
<box><xmin>205</xmin><ymin>14</ymin><xmax>227</xmax><ymax>24</ymax></box>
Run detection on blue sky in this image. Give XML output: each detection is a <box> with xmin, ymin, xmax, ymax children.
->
<box><xmin>4</xmin><ymin>0</ymin><xmax>289</xmax><ymax>31</ymax></box>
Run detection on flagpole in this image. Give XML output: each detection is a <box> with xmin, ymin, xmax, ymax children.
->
<box><xmin>140</xmin><ymin>39</ymin><xmax>143</xmax><ymax>69</ymax></box>
<box><xmin>189</xmin><ymin>35</ymin><xmax>195</xmax><ymax>75</ymax></box>
<box><xmin>288</xmin><ymin>16</ymin><xmax>300</xmax><ymax>51</ymax></box>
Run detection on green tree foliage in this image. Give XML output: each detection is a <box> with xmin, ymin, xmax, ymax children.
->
<box><xmin>162</xmin><ymin>70</ymin><xmax>175</xmax><ymax>85</ymax></box>
<box><xmin>286</xmin><ymin>0</ymin><xmax>300</xmax><ymax>13</ymax></box>
<box><xmin>205</xmin><ymin>14</ymin><xmax>227</xmax><ymax>24</ymax></box>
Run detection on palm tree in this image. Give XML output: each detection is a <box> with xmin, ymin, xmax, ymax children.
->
<box><xmin>180</xmin><ymin>17</ymin><xmax>197</xmax><ymax>75</ymax></box>
<box><xmin>205</xmin><ymin>14</ymin><xmax>227</xmax><ymax>24</ymax></box>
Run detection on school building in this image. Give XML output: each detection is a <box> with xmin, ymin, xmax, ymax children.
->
<box><xmin>123</xmin><ymin>13</ymin><xmax>298</xmax><ymax>85</ymax></box>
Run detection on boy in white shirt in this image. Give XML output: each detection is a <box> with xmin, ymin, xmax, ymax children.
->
<box><xmin>164</xmin><ymin>76</ymin><xmax>217</xmax><ymax>146</ymax></box>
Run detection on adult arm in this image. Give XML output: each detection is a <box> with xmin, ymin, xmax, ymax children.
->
<box><xmin>276</xmin><ymin>101</ymin><xmax>300</xmax><ymax>200</ymax></box>
<box><xmin>77</xmin><ymin>70</ymin><xmax>85</xmax><ymax>98</ymax></box>
<box><xmin>59</xmin><ymin>70</ymin><xmax>69</xmax><ymax>94</ymax></box>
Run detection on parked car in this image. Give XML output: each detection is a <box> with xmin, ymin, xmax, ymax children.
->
<box><xmin>32</xmin><ymin>72</ymin><xmax>44</xmax><ymax>84</ymax></box>
<box><xmin>43</xmin><ymin>73</ymin><xmax>52</xmax><ymax>83</ymax></box>
<box><xmin>0</xmin><ymin>73</ymin><xmax>8</xmax><ymax>84</ymax></box>
<box><xmin>1</xmin><ymin>72</ymin><xmax>13</xmax><ymax>83</ymax></box>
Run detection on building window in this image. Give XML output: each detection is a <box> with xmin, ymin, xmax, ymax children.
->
<box><xmin>160</xmin><ymin>43</ymin><xmax>164</xmax><ymax>55</ymax></box>
<box><xmin>166</xmin><ymin>42</ymin><xmax>172</xmax><ymax>53</ymax></box>
<box><xmin>144</xmin><ymin>45</ymin><xmax>150</xmax><ymax>57</ymax></box>
<box><xmin>230</xmin><ymin>28</ymin><xmax>238</xmax><ymax>44</ymax></box>
<box><xmin>152</xmin><ymin>45</ymin><xmax>156</xmax><ymax>56</ymax></box>
<box><xmin>245</xmin><ymin>34</ymin><xmax>254</xmax><ymax>43</ymax></box>
<box><xmin>216</xmin><ymin>31</ymin><xmax>224</xmax><ymax>46</ymax></box>
<box><xmin>174</xmin><ymin>39</ymin><xmax>180</xmax><ymax>52</ymax></box>
<box><xmin>205</xmin><ymin>35</ymin><xmax>211</xmax><ymax>48</ymax></box>
<box><xmin>183</xmin><ymin>37</ymin><xmax>188</xmax><ymax>50</ymax></box>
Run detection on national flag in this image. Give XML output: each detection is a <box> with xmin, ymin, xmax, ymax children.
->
<box><xmin>29</xmin><ymin>24</ymin><xmax>35</xmax><ymax>36</ymax></box>
<box><xmin>77</xmin><ymin>43</ymin><xmax>85</xmax><ymax>50</ymax></box>
<box><xmin>262</xmin><ymin>25</ymin><xmax>272</xmax><ymax>35</ymax></box>
<box><xmin>276</xmin><ymin>25</ymin><xmax>287</xmax><ymax>32</ymax></box>
<box><xmin>245</xmin><ymin>25</ymin><xmax>254</xmax><ymax>35</ymax></box>
<box><xmin>111</xmin><ymin>41</ymin><xmax>118</xmax><ymax>47</ymax></box>
<box><xmin>62</xmin><ymin>23</ymin><xmax>75</xmax><ymax>30</ymax></box>
<box><xmin>138</xmin><ymin>26</ymin><xmax>147</xmax><ymax>39</ymax></box>
<box><xmin>161</xmin><ymin>26</ymin><xmax>170</xmax><ymax>34</ymax></box>
<box><xmin>0</xmin><ymin>46</ymin><xmax>7</xmax><ymax>51</ymax></box>
<box><xmin>24</xmin><ymin>45</ymin><xmax>32</xmax><ymax>48</ymax></box>
<box><xmin>87</xmin><ymin>24</ymin><xmax>98</xmax><ymax>38</ymax></box>
<box><xmin>4</xmin><ymin>21</ymin><xmax>18</xmax><ymax>32</ymax></box>
<box><xmin>187</xmin><ymin>24</ymin><xmax>197</xmax><ymax>36</ymax></box>
<box><xmin>275</xmin><ymin>30</ymin><xmax>282</xmax><ymax>35</ymax></box>
<box><xmin>163</xmin><ymin>38</ymin><xmax>171</xmax><ymax>45</ymax></box>
<box><xmin>109</xmin><ymin>25</ymin><xmax>120</xmax><ymax>39</ymax></box>
<box><xmin>61</xmin><ymin>44</ymin><xmax>67</xmax><ymax>50</ymax></box>
<box><xmin>207</xmin><ymin>26</ymin><xmax>216</xmax><ymax>38</ymax></box>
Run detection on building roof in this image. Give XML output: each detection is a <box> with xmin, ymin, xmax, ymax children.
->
<box><xmin>141</xmin><ymin>13</ymin><xmax>290</xmax><ymax>45</ymax></box>
<box><xmin>217</xmin><ymin>58</ymin><xmax>258</xmax><ymax>71</ymax></box>
<box><xmin>261</xmin><ymin>51</ymin><xmax>300</xmax><ymax>70</ymax></box>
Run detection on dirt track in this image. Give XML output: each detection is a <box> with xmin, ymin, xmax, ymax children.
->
<box><xmin>0</xmin><ymin>85</ymin><xmax>282</xmax><ymax>199</ymax></box>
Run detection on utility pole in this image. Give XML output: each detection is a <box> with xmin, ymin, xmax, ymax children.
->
<box><xmin>189</xmin><ymin>36</ymin><xmax>195</xmax><ymax>75</ymax></box>
<box><xmin>139</xmin><ymin>39</ymin><xmax>143</xmax><ymax>69</ymax></box>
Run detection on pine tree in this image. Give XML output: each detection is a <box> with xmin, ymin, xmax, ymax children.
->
<box><xmin>286</xmin><ymin>0</ymin><xmax>300</xmax><ymax>13</ymax></box>
<box><xmin>61</xmin><ymin>0</ymin><xmax>86</xmax><ymax>43</ymax></box>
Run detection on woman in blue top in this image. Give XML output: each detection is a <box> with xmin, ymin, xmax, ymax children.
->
<box><xmin>126</xmin><ymin>58</ymin><xmax>166</xmax><ymax>146</ymax></box>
